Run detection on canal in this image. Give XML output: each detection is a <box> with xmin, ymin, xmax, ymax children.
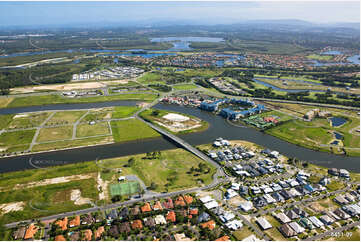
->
<box><xmin>0</xmin><ymin>101</ymin><xmax>359</xmax><ymax>173</ymax></box>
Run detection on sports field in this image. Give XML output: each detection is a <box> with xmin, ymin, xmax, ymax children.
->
<box><xmin>109</xmin><ymin>181</ymin><xmax>141</xmax><ymax>196</ymax></box>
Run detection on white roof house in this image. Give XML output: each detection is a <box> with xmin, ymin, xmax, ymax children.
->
<box><xmin>256</xmin><ymin>217</ymin><xmax>272</xmax><ymax>230</ymax></box>
<box><xmin>231</xmin><ymin>183</ymin><xmax>241</xmax><ymax>190</ymax></box>
<box><xmin>289</xmin><ymin>188</ymin><xmax>302</xmax><ymax>197</ymax></box>
<box><xmin>200</xmin><ymin>196</ymin><xmax>213</xmax><ymax>204</ymax></box>
<box><xmin>225</xmin><ymin>220</ymin><xmax>243</xmax><ymax>230</ymax></box>
<box><xmin>262</xmin><ymin>186</ymin><xmax>273</xmax><ymax>194</ymax></box>
<box><xmin>308</xmin><ymin>216</ymin><xmax>324</xmax><ymax>228</ymax></box>
<box><xmin>154</xmin><ymin>215</ymin><xmax>167</xmax><ymax>225</ymax></box>
<box><xmin>239</xmin><ymin>201</ymin><xmax>254</xmax><ymax>212</ymax></box>
<box><xmin>289</xmin><ymin>222</ymin><xmax>305</xmax><ymax>234</ymax></box>
<box><xmin>263</xmin><ymin>194</ymin><xmax>276</xmax><ymax>204</ymax></box>
<box><xmin>226</xmin><ymin>189</ymin><xmax>238</xmax><ymax>199</ymax></box>
<box><xmin>204</xmin><ymin>201</ymin><xmax>219</xmax><ymax>209</ymax></box>
<box><xmin>274</xmin><ymin>213</ymin><xmax>291</xmax><ymax>224</ymax></box>
<box><xmin>220</xmin><ymin>212</ymin><xmax>235</xmax><ymax>223</ymax></box>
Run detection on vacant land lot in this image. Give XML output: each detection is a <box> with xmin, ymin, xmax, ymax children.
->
<box><xmin>0</xmin><ymin>114</ymin><xmax>14</xmax><ymax>130</ymax></box>
<box><xmin>3</xmin><ymin>93</ymin><xmax>157</xmax><ymax>108</ymax></box>
<box><xmin>32</xmin><ymin>136</ymin><xmax>113</xmax><ymax>152</ymax></box>
<box><xmin>110</xmin><ymin>119</ymin><xmax>160</xmax><ymax>142</ymax></box>
<box><xmin>0</xmin><ymin>178</ymin><xmax>97</xmax><ymax>224</ymax></box>
<box><xmin>111</xmin><ymin>106</ymin><xmax>140</xmax><ymax>119</ymax></box>
<box><xmin>37</xmin><ymin>126</ymin><xmax>73</xmax><ymax>142</ymax></box>
<box><xmin>0</xmin><ymin>130</ymin><xmax>35</xmax><ymax>147</ymax></box>
<box><xmin>172</xmin><ymin>83</ymin><xmax>198</xmax><ymax>90</ymax></box>
<box><xmin>99</xmin><ymin>148</ymin><xmax>216</xmax><ymax>192</ymax></box>
<box><xmin>306</xmin><ymin>54</ymin><xmax>333</xmax><ymax>61</ymax></box>
<box><xmin>46</xmin><ymin>110</ymin><xmax>86</xmax><ymax>125</ymax></box>
<box><xmin>76</xmin><ymin>122</ymin><xmax>110</xmax><ymax>137</ymax></box>
<box><xmin>8</xmin><ymin>112</ymin><xmax>51</xmax><ymax>129</ymax></box>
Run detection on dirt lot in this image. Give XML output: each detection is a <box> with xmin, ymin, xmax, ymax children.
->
<box><xmin>0</xmin><ymin>174</ymin><xmax>95</xmax><ymax>192</ymax></box>
<box><xmin>0</xmin><ymin>201</ymin><xmax>25</xmax><ymax>214</ymax></box>
<box><xmin>10</xmin><ymin>79</ymin><xmax>129</xmax><ymax>94</ymax></box>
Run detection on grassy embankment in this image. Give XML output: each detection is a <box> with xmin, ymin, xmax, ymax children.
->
<box><xmin>0</xmin><ymin>93</ymin><xmax>158</xmax><ymax>109</ymax></box>
<box><xmin>139</xmin><ymin>108</ymin><xmax>209</xmax><ymax>134</ymax></box>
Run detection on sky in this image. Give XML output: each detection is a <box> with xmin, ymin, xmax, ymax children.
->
<box><xmin>0</xmin><ymin>1</ymin><xmax>359</xmax><ymax>27</ymax></box>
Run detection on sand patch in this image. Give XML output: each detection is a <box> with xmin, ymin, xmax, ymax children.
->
<box><xmin>0</xmin><ymin>201</ymin><xmax>25</xmax><ymax>214</ymax></box>
<box><xmin>70</xmin><ymin>189</ymin><xmax>92</xmax><ymax>205</ymax></box>
<box><xmin>11</xmin><ymin>82</ymin><xmax>106</xmax><ymax>94</ymax></box>
<box><xmin>0</xmin><ymin>174</ymin><xmax>94</xmax><ymax>192</ymax></box>
<box><xmin>13</xmin><ymin>113</ymin><xmax>29</xmax><ymax>119</ymax></box>
<box><xmin>163</xmin><ymin>113</ymin><xmax>190</xmax><ymax>122</ymax></box>
<box><xmin>97</xmin><ymin>172</ymin><xmax>109</xmax><ymax>201</ymax></box>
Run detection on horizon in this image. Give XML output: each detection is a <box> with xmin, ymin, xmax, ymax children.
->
<box><xmin>0</xmin><ymin>1</ymin><xmax>359</xmax><ymax>28</ymax></box>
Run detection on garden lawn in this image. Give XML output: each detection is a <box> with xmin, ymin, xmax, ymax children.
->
<box><xmin>37</xmin><ymin>126</ymin><xmax>73</xmax><ymax>142</ymax></box>
<box><xmin>110</xmin><ymin>119</ymin><xmax>160</xmax><ymax>142</ymax></box>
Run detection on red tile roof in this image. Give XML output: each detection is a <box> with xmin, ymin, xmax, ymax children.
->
<box><xmin>189</xmin><ymin>208</ymin><xmax>198</xmax><ymax>215</ymax></box>
<box><xmin>131</xmin><ymin>220</ymin><xmax>143</xmax><ymax>230</ymax></box>
<box><xmin>24</xmin><ymin>224</ymin><xmax>38</xmax><ymax>240</ymax></box>
<box><xmin>141</xmin><ymin>203</ymin><xmax>152</xmax><ymax>213</ymax></box>
<box><xmin>166</xmin><ymin>211</ymin><xmax>176</xmax><ymax>222</ymax></box>
<box><xmin>153</xmin><ymin>201</ymin><xmax>163</xmax><ymax>210</ymax></box>
<box><xmin>175</xmin><ymin>196</ymin><xmax>186</xmax><ymax>207</ymax></box>
<box><xmin>69</xmin><ymin>216</ymin><xmax>80</xmax><ymax>227</ymax></box>
<box><xmin>83</xmin><ymin>229</ymin><xmax>92</xmax><ymax>241</ymax></box>
<box><xmin>216</xmin><ymin>235</ymin><xmax>230</xmax><ymax>241</ymax></box>
<box><xmin>55</xmin><ymin>235</ymin><xmax>66</xmax><ymax>241</ymax></box>
<box><xmin>55</xmin><ymin>217</ymin><xmax>68</xmax><ymax>231</ymax></box>
<box><xmin>201</xmin><ymin>220</ymin><xmax>216</xmax><ymax>230</ymax></box>
<box><xmin>183</xmin><ymin>195</ymin><xmax>193</xmax><ymax>204</ymax></box>
<box><xmin>95</xmin><ymin>226</ymin><xmax>104</xmax><ymax>239</ymax></box>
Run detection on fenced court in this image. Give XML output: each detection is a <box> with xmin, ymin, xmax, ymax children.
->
<box><xmin>110</xmin><ymin>181</ymin><xmax>141</xmax><ymax>196</ymax></box>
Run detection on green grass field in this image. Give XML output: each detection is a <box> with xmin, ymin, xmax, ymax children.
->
<box><xmin>46</xmin><ymin>110</ymin><xmax>86</xmax><ymax>125</ymax></box>
<box><xmin>32</xmin><ymin>136</ymin><xmax>113</xmax><ymax>152</ymax></box>
<box><xmin>100</xmin><ymin>148</ymin><xmax>216</xmax><ymax>192</ymax></box>
<box><xmin>76</xmin><ymin>122</ymin><xmax>110</xmax><ymax>137</ymax></box>
<box><xmin>172</xmin><ymin>83</ymin><xmax>198</xmax><ymax>90</ymax></box>
<box><xmin>110</xmin><ymin>119</ymin><xmax>160</xmax><ymax>142</ymax></box>
<box><xmin>8</xmin><ymin>112</ymin><xmax>51</xmax><ymax>129</ymax></box>
<box><xmin>3</xmin><ymin>93</ymin><xmax>158</xmax><ymax>109</ymax></box>
<box><xmin>0</xmin><ymin>130</ymin><xmax>35</xmax><ymax>148</ymax></box>
<box><xmin>306</xmin><ymin>54</ymin><xmax>333</xmax><ymax>61</ymax></box>
<box><xmin>0</xmin><ymin>114</ymin><xmax>14</xmax><ymax>130</ymax></box>
<box><xmin>37</xmin><ymin>126</ymin><xmax>73</xmax><ymax>142</ymax></box>
<box><xmin>111</xmin><ymin>106</ymin><xmax>140</xmax><ymax>119</ymax></box>
<box><xmin>109</xmin><ymin>181</ymin><xmax>140</xmax><ymax>196</ymax></box>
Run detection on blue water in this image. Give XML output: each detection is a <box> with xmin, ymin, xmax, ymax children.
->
<box><xmin>329</xmin><ymin>117</ymin><xmax>347</xmax><ymax>127</ymax></box>
<box><xmin>321</xmin><ymin>50</ymin><xmax>342</xmax><ymax>55</ymax></box>
<box><xmin>333</xmin><ymin>131</ymin><xmax>344</xmax><ymax>140</ymax></box>
<box><xmin>101</xmin><ymin>52</ymin><xmax>176</xmax><ymax>58</ymax></box>
<box><xmin>330</xmin><ymin>140</ymin><xmax>339</xmax><ymax>145</ymax></box>
<box><xmin>150</xmin><ymin>37</ymin><xmax>224</xmax><ymax>43</ymax></box>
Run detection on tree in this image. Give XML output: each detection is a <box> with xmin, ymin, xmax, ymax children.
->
<box><xmin>127</xmin><ymin>157</ymin><xmax>135</xmax><ymax>167</ymax></box>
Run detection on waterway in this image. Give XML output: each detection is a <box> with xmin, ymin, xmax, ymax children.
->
<box><xmin>0</xmin><ymin>101</ymin><xmax>359</xmax><ymax>173</ymax></box>
<box><xmin>329</xmin><ymin>117</ymin><xmax>347</xmax><ymax>127</ymax></box>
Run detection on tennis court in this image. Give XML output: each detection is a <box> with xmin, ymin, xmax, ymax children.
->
<box><xmin>110</xmin><ymin>181</ymin><xmax>141</xmax><ymax>196</ymax></box>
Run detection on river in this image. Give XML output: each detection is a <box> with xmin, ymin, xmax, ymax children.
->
<box><xmin>0</xmin><ymin>101</ymin><xmax>359</xmax><ymax>173</ymax></box>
